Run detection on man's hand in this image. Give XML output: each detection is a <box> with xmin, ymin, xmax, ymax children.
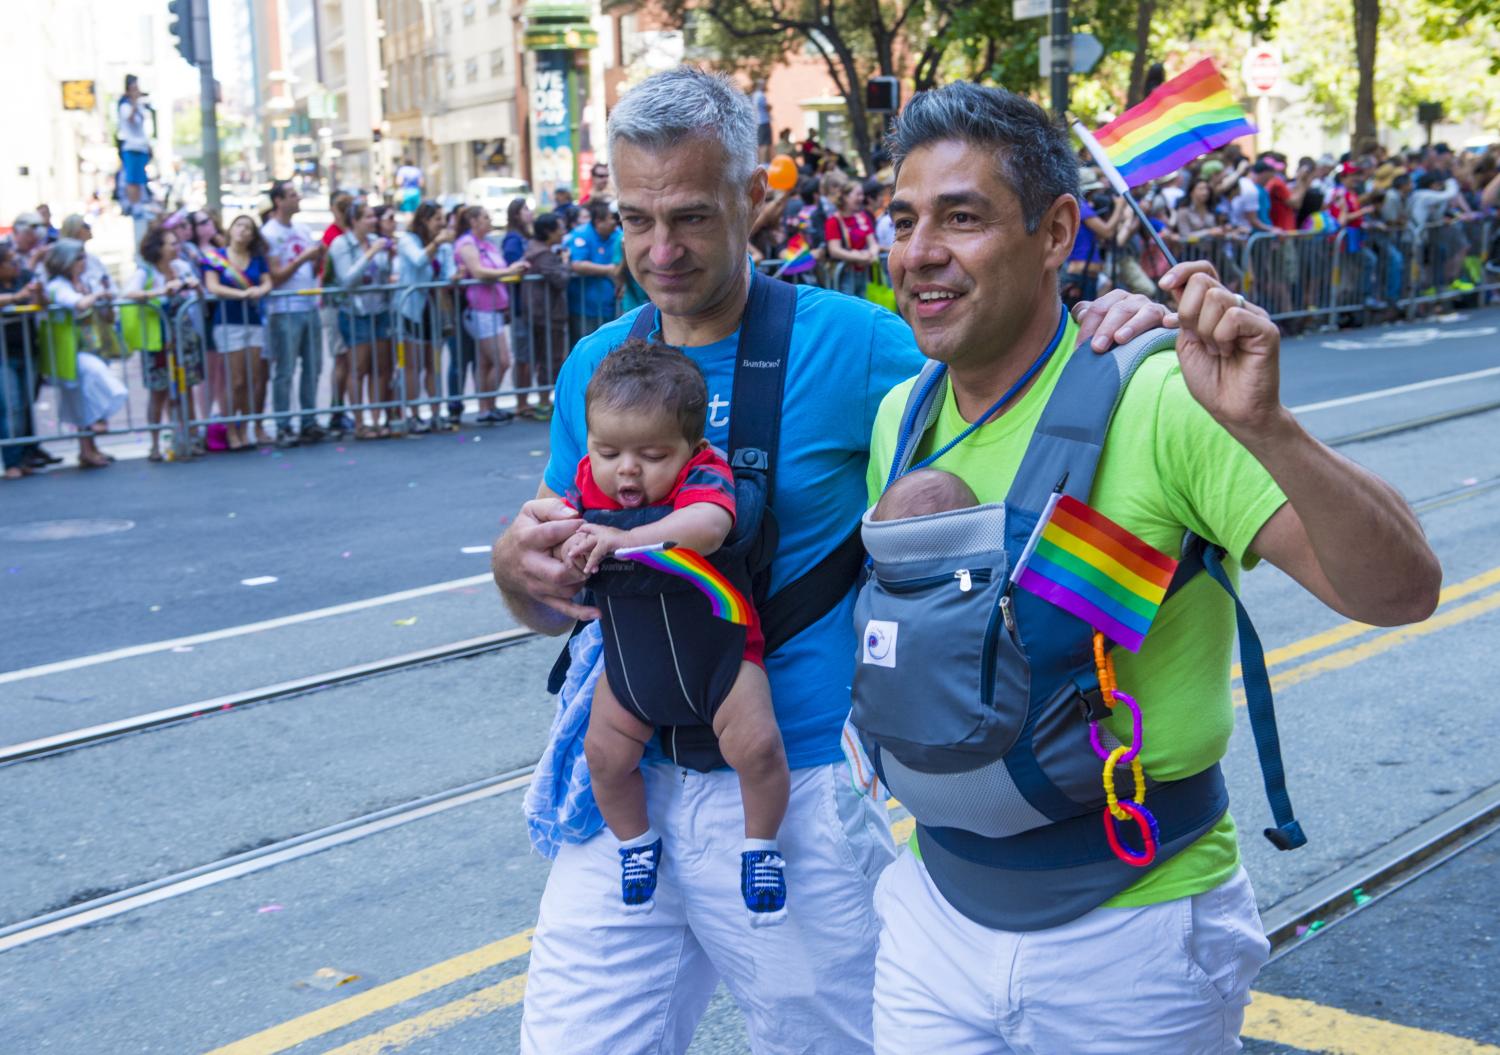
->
<box><xmin>491</xmin><ymin>497</ymin><xmax>598</xmax><ymax>626</ymax></box>
<box><xmin>1159</xmin><ymin>261</ymin><xmax>1280</xmax><ymax>436</ymax></box>
<box><xmin>1071</xmin><ymin>290</ymin><xmax>1172</xmax><ymax>353</ymax></box>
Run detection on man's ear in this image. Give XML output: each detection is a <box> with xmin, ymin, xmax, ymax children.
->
<box><xmin>1039</xmin><ymin>194</ymin><xmax>1081</xmax><ymax>272</ymax></box>
<box><xmin>748</xmin><ymin>167</ymin><xmax>769</xmax><ymax>214</ymax></box>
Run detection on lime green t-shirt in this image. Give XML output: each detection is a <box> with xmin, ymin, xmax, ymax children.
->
<box><xmin>866</xmin><ymin>315</ymin><xmax>1287</xmax><ymax>908</ymax></box>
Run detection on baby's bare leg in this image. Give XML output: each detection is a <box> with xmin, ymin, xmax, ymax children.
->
<box><xmin>584</xmin><ymin>673</ymin><xmax>654</xmax><ymax>842</ymax></box>
<box><xmin>711</xmin><ymin>662</ymin><xmax>789</xmax><ymax>841</ymax></box>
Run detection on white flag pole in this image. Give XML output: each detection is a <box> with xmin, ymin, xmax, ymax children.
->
<box><xmin>1071</xmin><ymin>119</ymin><xmax>1179</xmax><ymax>269</ymax></box>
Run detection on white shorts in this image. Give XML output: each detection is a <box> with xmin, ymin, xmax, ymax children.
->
<box><xmin>873</xmin><ymin>851</ymin><xmax>1270</xmax><ymax>1054</ymax></box>
<box><xmin>463</xmin><ymin>309</ymin><xmax>506</xmax><ymax>341</ymax></box>
<box><xmin>520</xmin><ymin>761</ymin><xmax>896</xmax><ymax>1054</ymax></box>
<box><xmin>213</xmin><ymin>324</ymin><xmax>264</xmax><ymax>353</ymax></box>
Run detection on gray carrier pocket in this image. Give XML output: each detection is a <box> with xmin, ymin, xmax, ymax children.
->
<box><xmin>850</xmin><ymin>504</ymin><xmax>1029</xmax><ymax>771</ymax></box>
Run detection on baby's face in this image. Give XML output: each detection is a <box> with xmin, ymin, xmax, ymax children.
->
<box><xmin>585</xmin><ymin>406</ymin><xmax>699</xmax><ymax>509</ymax></box>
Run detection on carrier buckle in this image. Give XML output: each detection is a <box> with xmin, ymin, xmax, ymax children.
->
<box><xmin>732</xmin><ymin>447</ymin><xmax>769</xmax><ymax>471</ymax></box>
<box><xmin>1078</xmin><ymin>686</ymin><xmax>1112</xmax><ymax>723</ymax></box>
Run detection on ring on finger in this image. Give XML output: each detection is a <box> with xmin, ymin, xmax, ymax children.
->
<box><xmin>1234</xmin><ymin>293</ymin><xmax>1246</xmax><ymax>309</ymax></box>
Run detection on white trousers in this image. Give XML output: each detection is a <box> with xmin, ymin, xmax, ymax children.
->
<box><xmin>521</xmin><ymin>761</ymin><xmax>896</xmax><ymax>1054</ymax></box>
<box><xmin>873</xmin><ymin>851</ymin><xmax>1269</xmax><ymax>1054</ymax></box>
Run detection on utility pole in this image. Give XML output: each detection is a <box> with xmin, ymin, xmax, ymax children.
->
<box><xmin>195</xmin><ymin>0</ymin><xmax>222</xmax><ymax>215</ymax></box>
<box><xmin>1049</xmin><ymin>0</ymin><xmax>1070</xmax><ymax>120</ymax></box>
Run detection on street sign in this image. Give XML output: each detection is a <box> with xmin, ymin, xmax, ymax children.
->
<box><xmin>61</xmin><ymin>80</ymin><xmax>96</xmax><ymax>111</ymax></box>
<box><xmin>1013</xmin><ymin>0</ymin><xmax>1049</xmax><ymax>18</ymax></box>
<box><xmin>1241</xmin><ymin>45</ymin><xmax>1283</xmax><ymax>96</ymax></box>
<box><xmin>1039</xmin><ymin>33</ymin><xmax>1103</xmax><ymax>77</ymax></box>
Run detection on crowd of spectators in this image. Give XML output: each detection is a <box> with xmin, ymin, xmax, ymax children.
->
<box><xmin>2</xmin><ymin>135</ymin><xmax>1497</xmax><ymax>480</ymax></box>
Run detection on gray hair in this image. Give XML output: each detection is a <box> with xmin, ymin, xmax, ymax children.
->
<box><xmin>43</xmin><ymin>238</ymin><xmax>85</xmax><ymax>279</ymax></box>
<box><xmin>890</xmin><ymin>82</ymin><xmax>1080</xmax><ymax>234</ymax></box>
<box><xmin>607</xmin><ymin>67</ymin><xmax>758</xmax><ymax>189</ymax></box>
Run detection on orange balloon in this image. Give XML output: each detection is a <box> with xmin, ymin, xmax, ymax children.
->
<box><xmin>767</xmin><ymin>155</ymin><xmax>799</xmax><ymax>192</ymax></box>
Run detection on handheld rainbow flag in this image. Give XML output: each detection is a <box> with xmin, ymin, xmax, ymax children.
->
<box><xmin>1079</xmin><ymin>59</ymin><xmax>1255</xmax><ymax>191</ymax></box>
<box><xmin>615</xmin><ymin>542</ymin><xmax>751</xmax><ymax>625</ymax></box>
<box><xmin>778</xmin><ymin>234</ymin><xmax>816</xmax><ymax>277</ymax></box>
<box><xmin>1010</xmin><ymin>494</ymin><xmax>1178</xmax><ymax>652</ymax></box>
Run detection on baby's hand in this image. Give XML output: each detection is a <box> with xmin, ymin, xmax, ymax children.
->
<box><xmin>572</xmin><ymin>523</ymin><xmax>628</xmax><ymax>576</ymax></box>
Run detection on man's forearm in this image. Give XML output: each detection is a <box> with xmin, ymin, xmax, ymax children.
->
<box><xmin>1238</xmin><ymin>409</ymin><xmax>1440</xmax><ymax>623</ymax></box>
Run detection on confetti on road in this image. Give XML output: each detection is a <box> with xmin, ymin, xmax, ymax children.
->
<box><xmin>473</xmin><ymin>436</ymin><xmax>482</xmax><ymax>443</ymax></box>
<box><xmin>298</xmin><ymin>968</ymin><xmax>360</xmax><ymax>992</ymax></box>
<box><xmin>5</xmin><ymin>567</ymin><xmax>18</xmax><ymax>574</ymax></box>
<box><xmin>394</xmin><ymin>616</ymin><xmax>418</xmax><ymax>626</ymax></box>
<box><xmin>241</xmin><ymin>576</ymin><xmax>279</xmax><ymax>587</ymax></box>
<box><xmin>341</xmin><ymin>551</ymin><xmax>352</xmax><ymax>558</ymax></box>
<box><xmin>257</xmin><ymin>904</ymin><xmax>284</xmax><ymax>914</ymax></box>
<box><xmin>1462</xmin><ymin>477</ymin><xmax>1479</xmax><ymax>486</ymax></box>
<box><xmin>227</xmin><ymin>512</ymin><xmax>237</xmax><ymax>518</ymax></box>
<box><xmin>149</xmin><ymin>605</ymin><xmax>161</xmax><ymax>612</ymax></box>
<box><xmin>461</xmin><ymin>545</ymin><xmax>490</xmax><ymax>554</ymax></box>
<box><xmin>1352</xmin><ymin>887</ymin><xmax>1372</xmax><ymax>906</ymax></box>
<box><xmin>336</xmin><ymin>446</ymin><xmax>347</xmax><ymax>452</ymax></box>
<box><xmin>408</xmin><ymin>482</ymin><xmax>417</xmax><ymax>488</ymax></box>
<box><xmin>529</xmin><ymin>450</ymin><xmax>543</xmax><ymax>456</ymax></box>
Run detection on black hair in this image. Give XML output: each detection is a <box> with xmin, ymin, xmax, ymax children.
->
<box><xmin>532</xmin><ymin>212</ymin><xmax>561</xmax><ymax>242</ymax></box>
<box><xmin>1296</xmin><ymin>187</ymin><xmax>1325</xmax><ymax>228</ymax></box>
<box><xmin>889</xmin><ymin>82</ymin><xmax>1079</xmax><ymax>234</ymax></box>
<box><xmin>587</xmin><ymin>198</ymin><xmax>614</xmax><ymax>225</ymax></box>
<box><xmin>269</xmin><ymin>179</ymin><xmax>295</xmax><ymax>203</ymax></box>
<box><xmin>585</xmin><ymin>338</ymin><xmax>708</xmax><ymax>444</ymax></box>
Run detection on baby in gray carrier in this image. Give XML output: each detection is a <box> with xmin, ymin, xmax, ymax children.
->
<box><xmin>872</xmin><ymin>468</ymin><xmax>979</xmax><ymax>523</ymax></box>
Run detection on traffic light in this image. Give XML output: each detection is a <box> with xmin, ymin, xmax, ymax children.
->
<box><xmin>169</xmin><ymin>0</ymin><xmax>197</xmax><ymax>66</ymax></box>
<box><xmin>866</xmin><ymin>76</ymin><xmax>900</xmax><ymax>114</ymax></box>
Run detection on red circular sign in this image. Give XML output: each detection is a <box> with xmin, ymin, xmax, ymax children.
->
<box><xmin>1246</xmin><ymin>49</ymin><xmax>1281</xmax><ymax>93</ymax></box>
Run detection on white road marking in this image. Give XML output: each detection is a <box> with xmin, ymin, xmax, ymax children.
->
<box><xmin>240</xmin><ymin>576</ymin><xmax>279</xmax><ymax>587</ymax></box>
<box><xmin>1290</xmin><ymin>365</ymin><xmax>1500</xmax><ymax>414</ymax></box>
<box><xmin>0</xmin><ymin>574</ymin><xmax>494</xmax><ymax>685</ymax></box>
<box><xmin>460</xmin><ymin>545</ymin><xmax>491</xmax><ymax>554</ymax></box>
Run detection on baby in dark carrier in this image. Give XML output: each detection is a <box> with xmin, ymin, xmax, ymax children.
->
<box><xmin>560</xmin><ymin>338</ymin><xmax>791</xmax><ymax>924</ymax></box>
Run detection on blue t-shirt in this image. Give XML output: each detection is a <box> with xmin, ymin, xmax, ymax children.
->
<box><xmin>566</xmin><ymin>223</ymin><xmax>622</xmax><ymax>319</ymax></box>
<box><xmin>202</xmin><ymin>254</ymin><xmax>269</xmax><ymax>326</ymax></box>
<box><xmin>1068</xmin><ymin>200</ymin><xmax>1100</xmax><ymax>264</ymax></box>
<box><xmin>545</xmin><ymin>283</ymin><xmax>924</xmax><ymax>769</ymax></box>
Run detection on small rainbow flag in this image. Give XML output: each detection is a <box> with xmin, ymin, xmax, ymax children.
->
<box><xmin>1088</xmin><ymin>59</ymin><xmax>1256</xmax><ymax>189</ymax></box>
<box><xmin>779</xmin><ymin>235</ymin><xmax>816</xmax><ymax>277</ymax></box>
<box><xmin>1010</xmin><ymin>495</ymin><xmax>1178</xmax><ymax>652</ymax></box>
<box><xmin>615</xmin><ymin>542</ymin><xmax>751</xmax><ymax>625</ymax></box>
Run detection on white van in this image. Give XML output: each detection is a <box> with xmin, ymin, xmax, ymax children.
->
<box><xmin>465</xmin><ymin>177</ymin><xmax>536</xmax><ymax>214</ymax></box>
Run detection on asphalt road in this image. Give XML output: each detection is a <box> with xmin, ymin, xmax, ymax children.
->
<box><xmin>3</xmin><ymin>306</ymin><xmax>1499</xmax><ymax>1054</ymax></box>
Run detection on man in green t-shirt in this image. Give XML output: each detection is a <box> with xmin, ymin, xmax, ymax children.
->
<box><xmin>865</xmin><ymin>83</ymin><xmax>1441</xmax><ymax>1053</ymax></box>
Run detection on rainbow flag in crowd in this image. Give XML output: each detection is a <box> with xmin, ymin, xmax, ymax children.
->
<box><xmin>1010</xmin><ymin>495</ymin><xmax>1178</xmax><ymax>652</ymax></box>
<box><xmin>779</xmin><ymin>235</ymin><xmax>816</xmax><ymax>277</ymax></box>
<box><xmin>1088</xmin><ymin>59</ymin><xmax>1256</xmax><ymax>188</ymax></box>
<box><xmin>615</xmin><ymin>543</ymin><xmax>751</xmax><ymax>625</ymax></box>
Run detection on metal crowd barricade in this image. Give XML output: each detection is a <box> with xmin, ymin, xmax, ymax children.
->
<box><xmin>1403</xmin><ymin>217</ymin><xmax>1493</xmax><ymax>313</ymax></box>
<box><xmin>0</xmin><ymin>299</ymin><xmax>179</xmax><ymax>462</ymax></box>
<box><xmin>1241</xmin><ymin>231</ymin><xmax>1337</xmax><ymax>325</ymax></box>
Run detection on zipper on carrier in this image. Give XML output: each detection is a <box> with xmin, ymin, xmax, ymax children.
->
<box><xmin>982</xmin><ymin>588</ymin><xmax>1020</xmax><ymax>710</ymax></box>
<box><xmin>880</xmin><ymin>568</ymin><xmax>993</xmax><ymax>594</ymax></box>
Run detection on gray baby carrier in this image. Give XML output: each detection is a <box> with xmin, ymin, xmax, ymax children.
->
<box><xmin>851</xmin><ymin>325</ymin><xmax>1306</xmax><ymax>931</ymax></box>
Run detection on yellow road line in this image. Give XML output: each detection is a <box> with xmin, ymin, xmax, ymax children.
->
<box><xmin>1244</xmin><ymin>991</ymin><xmax>1500</xmax><ymax>1054</ymax></box>
<box><xmin>201</xmin><ymin>931</ymin><xmax>532</xmax><ymax>1055</ymax></box>
<box><xmin>1269</xmin><ymin>588</ymin><xmax>1500</xmax><ymax>694</ymax></box>
<box><xmin>321</xmin><ymin>974</ymin><xmax>529</xmax><ymax>1055</ymax></box>
<box><xmin>1234</xmin><ymin>563</ymin><xmax>1500</xmax><ymax>679</ymax></box>
<box><xmin>210</xmin><ymin>571</ymin><xmax>1500</xmax><ymax>1054</ymax></box>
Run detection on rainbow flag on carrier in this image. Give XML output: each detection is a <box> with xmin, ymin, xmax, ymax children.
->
<box><xmin>1010</xmin><ymin>495</ymin><xmax>1179</xmax><ymax>652</ymax></box>
<box><xmin>1089</xmin><ymin>59</ymin><xmax>1256</xmax><ymax>189</ymax></box>
<box><xmin>615</xmin><ymin>542</ymin><xmax>751</xmax><ymax>625</ymax></box>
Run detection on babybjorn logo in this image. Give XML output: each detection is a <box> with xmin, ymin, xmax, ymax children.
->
<box><xmin>862</xmin><ymin>619</ymin><xmax>898</xmax><ymax>668</ymax></box>
<box><xmin>740</xmin><ymin>358</ymin><xmax>782</xmax><ymax>369</ymax></box>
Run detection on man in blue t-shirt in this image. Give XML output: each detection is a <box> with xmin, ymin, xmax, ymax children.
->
<box><xmin>565</xmin><ymin>199</ymin><xmax>621</xmax><ymax>341</ymax></box>
<box><xmin>492</xmin><ymin>66</ymin><xmax>1167</xmax><ymax>1054</ymax></box>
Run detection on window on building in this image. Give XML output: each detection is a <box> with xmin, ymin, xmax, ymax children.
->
<box><xmin>446</xmin><ymin>64</ymin><xmax>455</xmax><ymax>87</ymax></box>
<box><xmin>490</xmin><ymin>48</ymin><xmax>505</xmax><ymax>76</ymax></box>
<box><xmin>463</xmin><ymin>1</ymin><xmax>476</xmax><ymax>25</ymax></box>
<box><xmin>488</xmin><ymin>0</ymin><xmax>502</xmax><ymax>11</ymax></box>
<box><xmin>441</xmin><ymin>8</ymin><xmax>451</xmax><ymax>33</ymax></box>
<box><xmin>466</xmin><ymin>58</ymin><xmax>479</xmax><ymax>83</ymax></box>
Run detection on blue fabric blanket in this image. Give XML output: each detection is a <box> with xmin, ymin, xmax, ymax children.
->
<box><xmin>523</xmin><ymin>622</ymin><xmax>606</xmax><ymax>858</ymax></box>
